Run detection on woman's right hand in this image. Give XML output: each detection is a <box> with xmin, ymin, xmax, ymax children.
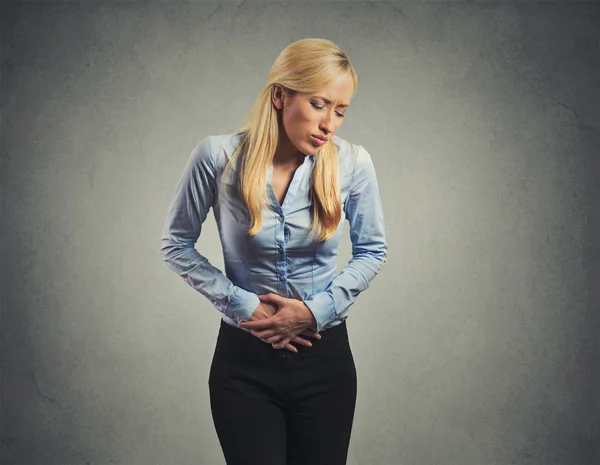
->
<box><xmin>248</xmin><ymin>301</ymin><xmax>321</xmax><ymax>353</ymax></box>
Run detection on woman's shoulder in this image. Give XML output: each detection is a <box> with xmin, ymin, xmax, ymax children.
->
<box><xmin>331</xmin><ymin>134</ymin><xmax>372</xmax><ymax>177</ymax></box>
<box><xmin>332</xmin><ymin>133</ymin><xmax>355</xmax><ymax>155</ymax></box>
<box><xmin>193</xmin><ymin>132</ymin><xmax>244</xmax><ymax>171</ymax></box>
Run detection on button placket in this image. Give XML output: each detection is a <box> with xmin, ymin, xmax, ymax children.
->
<box><xmin>276</xmin><ymin>212</ymin><xmax>288</xmax><ymax>291</ymax></box>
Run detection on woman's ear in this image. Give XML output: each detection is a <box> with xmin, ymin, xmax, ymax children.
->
<box><xmin>272</xmin><ymin>85</ymin><xmax>284</xmax><ymax>110</ymax></box>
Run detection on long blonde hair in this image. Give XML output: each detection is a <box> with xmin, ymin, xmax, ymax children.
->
<box><xmin>218</xmin><ymin>38</ymin><xmax>358</xmax><ymax>241</ymax></box>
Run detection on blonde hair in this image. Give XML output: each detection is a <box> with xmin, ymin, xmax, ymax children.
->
<box><xmin>218</xmin><ymin>38</ymin><xmax>358</xmax><ymax>241</ymax></box>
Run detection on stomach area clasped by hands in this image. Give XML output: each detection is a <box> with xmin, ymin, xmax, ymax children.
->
<box><xmin>237</xmin><ymin>293</ymin><xmax>321</xmax><ymax>353</ymax></box>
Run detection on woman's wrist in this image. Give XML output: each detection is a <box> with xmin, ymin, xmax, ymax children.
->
<box><xmin>299</xmin><ymin>302</ymin><xmax>318</xmax><ymax>331</ymax></box>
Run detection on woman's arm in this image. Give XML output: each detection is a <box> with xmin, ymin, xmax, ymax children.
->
<box><xmin>303</xmin><ymin>144</ymin><xmax>388</xmax><ymax>333</ymax></box>
<box><xmin>160</xmin><ymin>136</ymin><xmax>260</xmax><ymax>324</ymax></box>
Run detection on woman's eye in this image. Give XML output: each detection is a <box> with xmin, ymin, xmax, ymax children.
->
<box><xmin>311</xmin><ymin>102</ymin><xmax>345</xmax><ymax>118</ymax></box>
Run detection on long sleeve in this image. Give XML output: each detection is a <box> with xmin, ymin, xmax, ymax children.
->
<box><xmin>160</xmin><ymin>137</ymin><xmax>260</xmax><ymax>323</ymax></box>
<box><xmin>303</xmin><ymin>144</ymin><xmax>388</xmax><ymax>333</ymax></box>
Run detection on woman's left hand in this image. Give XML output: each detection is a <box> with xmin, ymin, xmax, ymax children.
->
<box><xmin>237</xmin><ymin>293</ymin><xmax>318</xmax><ymax>350</ymax></box>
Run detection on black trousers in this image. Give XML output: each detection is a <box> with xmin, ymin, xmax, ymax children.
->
<box><xmin>208</xmin><ymin>318</ymin><xmax>357</xmax><ymax>465</ymax></box>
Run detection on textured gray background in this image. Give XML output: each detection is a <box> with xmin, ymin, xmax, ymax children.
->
<box><xmin>1</xmin><ymin>1</ymin><xmax>599</xmax><ymax>464</ymax></box>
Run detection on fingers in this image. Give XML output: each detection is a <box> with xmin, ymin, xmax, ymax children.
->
<box><xmin>264</xmin><ymin>335</ymin><xmax>312</xmax><ymax>348</ymax></box>
<box><xmin>250</xmin><ymin>328</ymin><xmax>277</xmax><ymax>341</ymax></box>
<box><xmin>247</xmin><ymin>327</ymin><xmax>321</xmax><ymax>353</ymax></box>
<box><xmin>300</xmin><ymin>329</ymin><xmax>321</xmax><ymax>340</ymax></box>
<box><xmin>291</xmin><ymin>335</ymin><xmax>312</xmax><ymax>347</ymax></box>
<box><xmin>258</xmin><ymin>293</ymin><xmax>283</xmax><ymax>305</ymax></box>
<box><xmin>271</xmin><ymin>336</ymin><xmax>292</xmax><ymax>350</ymax></box>
<box><xmin>254</xmin><ymin>330</ymin><xmax>319</xmax><ymax>345</ymax></box>
<box><xmin>254</xmin><ymin>329</ymin><xmax>321</xmax><ymax>346</ymax></box>
<box><xmin>238</xmin><ymin>318</ymin><xmax>274</xmax><ymax>330</ymax></box>
<box><xmin>253</xmin><ymin>331</ymin><xmax>289</xmax><ymax>346</ymax></box>
<box><xmin>285</xmin><ymin>343</ymin><xmax>298</xmax><ymax>353</ymax></box>
<box><xmin>263</xmin><ymin>334</ymin><xmax>297</xmax><ymax>353</ymax></box>
<box><xmin>262</xmin><ymin>334</ymin><xmax>283</xmax><ymax>344</ymax></box>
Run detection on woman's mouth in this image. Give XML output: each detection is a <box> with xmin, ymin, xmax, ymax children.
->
<box><xmin>311</xmin><ymin>135</ymin><xmax>326</xmax><ymax>146</ymax></box>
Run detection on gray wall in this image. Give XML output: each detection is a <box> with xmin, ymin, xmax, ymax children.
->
<box><xmin>1</xmin><ymin>1</ymin><xmax>598</xmax><ymax>464</ymax></box>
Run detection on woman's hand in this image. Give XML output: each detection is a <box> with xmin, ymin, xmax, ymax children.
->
<box><xmin>246</xmin><ymin>299</ymin><xmax>321</xmax><ymax>352</ymax></box>
<box><xmin>239</xmin><ymin>294</ymin><xmax>320</xmax><ymax>351</ymax></box>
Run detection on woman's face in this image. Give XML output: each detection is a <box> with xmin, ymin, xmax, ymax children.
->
<box><xmin>273</xmin><ymin>74</ymin><xmax>354</xmax><ymax>157</ymax></box>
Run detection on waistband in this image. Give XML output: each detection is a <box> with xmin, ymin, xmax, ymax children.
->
<box><xmin>215</xmin><ymin>317</ymin><xmax>351</xmax><ymax>363</ymax></box>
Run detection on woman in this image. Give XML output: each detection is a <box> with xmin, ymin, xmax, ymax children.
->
<box><xmin>161</xmin><ymin>38</ymin><xmax>387</xmax><ymax>465</ymax></box>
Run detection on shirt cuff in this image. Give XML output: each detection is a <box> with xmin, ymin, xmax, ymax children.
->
<box><xmin>303</xmin><ymin>292</ymin><xmax>336</xmax><ymax>333</ymax></box>
<box><xmin>224</xmin><ymin>287</ymin><xmax>261</xmax><ymax>324</ymax></box>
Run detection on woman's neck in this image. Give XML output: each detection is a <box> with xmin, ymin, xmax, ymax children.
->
<box><xmin>272</xmin><ymin>136</ymin><xmax>306</xmax><ymax>170</ymax></box>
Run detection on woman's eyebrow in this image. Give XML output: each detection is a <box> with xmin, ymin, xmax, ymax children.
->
<box><xmin>316</xmin><ymin>96</ymin><xmax>349</xmax><ymax>109</ymax></box>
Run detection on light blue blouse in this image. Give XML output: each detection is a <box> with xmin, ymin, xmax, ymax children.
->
<box><xmin>160</xmin><ymin>132</ymin><xmax>387</xmax><ymax>333</ymax></box>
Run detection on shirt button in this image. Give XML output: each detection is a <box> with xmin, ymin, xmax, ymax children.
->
<box><xmin>278</xmin><ymin>246</ymin><xmax>284</xmax><ymax>253</ymax></box>
<box><xmin>279</xmin><ymin>275</ymin><xmax>286</xmax><ymax>281</ymax></box>
<box><xmin>278</xmin><ymin>216</ymin><xmax>284</xmax><ymax>223</ymax></box>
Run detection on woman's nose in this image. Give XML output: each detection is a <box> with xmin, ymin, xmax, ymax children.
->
<box><xmin>319</xmin><ymin>112</ymin><xmax>334</xmax><ymax>134</ymax></box>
